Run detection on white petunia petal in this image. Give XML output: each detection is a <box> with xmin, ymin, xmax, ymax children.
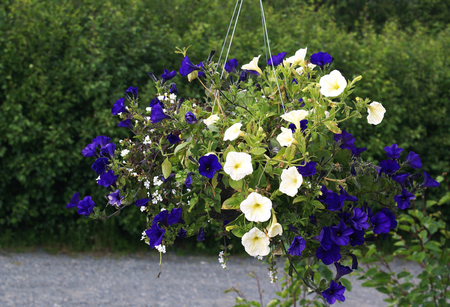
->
<box><xmin>277</xmin><ymin>127</ymin><xmax>295</xmax><ymax>147</ymax></box>
<box><xmin>241</xmin><ymin>55</ymin><xmax>263</xmax><ymax>75</ymax></box>
<box><xmin>241</xmin><ymin>227</ymin><xmax>270</xmax><ymax>257</ymax></box>
<box><xmin>223</xmin><ymin>123</ymin><xmax>243</xmax><ymax>141</ymax></box>
<box><xmin>224</xmin><ymin>152</ymin><xmax>253</xmax><ymax>181</ymax></box>
<box><xmin>280</xmin><ymin>110</ymin><xmax>308</xmax><ymax>130</ymax></box>
<box><xmin>240</xmin><ymin>192</ymin><xmax>272</xmax><ymax>222</ymax></box>
<box><xmin>319</xmin><ymin>70</ymin><xmax>347</xmax><ymax>97</ymax></box>
<box><xmin>366</xmin><ymin>101</ymin><xmax>386</xmax><ymax>125</ymax></box>
<box><xmin>279</xmin><ymin>167</ymin><xmax>303</xmax><ymax>197</ymax></box>
<box><xmin>285</xmin><ymin>47</ymin><xmax>307</xmax><ymax>66</ymax></box>
<box><xmin>204</xmin><ymin>114</ymin><xmax>220</xmax><ymax>126</ymax></box>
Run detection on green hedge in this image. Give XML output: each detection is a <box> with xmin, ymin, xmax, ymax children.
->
<box><xmin>0</xmin><ymin>0</ymin><xmax>448</xmax><ymax>249</ymax></box>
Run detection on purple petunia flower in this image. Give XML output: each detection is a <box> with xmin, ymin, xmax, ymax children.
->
<box><xmin>111</xmin><ymin>98</ymin><xmax>128</xmax><ymax>115</ymax></box>
<box><xmin>339</xmin><ymin>185</ymin><xmax>358</xmax><ymax>202</ymax></box>
<box><xmin>334</xmin><ymin>262</ymin><xmax>353</xmax><ymax>281</ymax></box>
<box><xmin>288</xmin><ymin>236</ymin><xmax>306</xmax><ymax>256</ymax></box>
<box><xmin>67</xmin><ymin>192</ymin><xmax>80</xmax><ymax>208</ymax></box>
<box><xmin>117</xmin><ymin>119</ymin><xmax>133</xmax><ymax>129</ymax></box>
<box><xmin>318</xmin><ymin>185</ymin><xmax>334</xmax><ymax>203</ymax></box>
<box><xmin>97</xmin><ymin>170</ymin><xmax>118</xmax><ymax>188</ymax></box>
<box><xmin>238</xmin><ymin>71</ymin><xmax>248</xmax><ymax>83</ymax></box>
<box><xmin>135</xmin><ymin>198</ymin><xmax>150</xmax><ymax>207</ymax></box>
<box><xmin>349</xmin><ymin>228</ymin><xmax>365</xmax><ymax>246</ymax></box>
<box><xmin>150</xmin><ymin>97</ymin><xmax>163</xmax><ymax>108</ymax></box>
<box><xmin>167</xmin><ymin>132</ymin><xmax>181</xmax><ymax>145</ymax></box>
<box><xmin>197</xmin><ymin>227</ymin><xmax>205</xmax><ymax>241</ymax></box>
<box><xmin>370</xmin><ymin>212</ymin><xmax>391</xmax><ymax>234</ymax></box>
<box><xmin>179</xmin><ymin>56</ymin><xmax>201</xmax><ymax>77</ymax></box>
<box><xmin>108</xmin><ymin>189</ymin><xmax>124</xmax><ymax>207</ymax></box>
<box><xmin>167</xmin><ymin>207</ymin><xmax>184</xmax><ymax>225</ymax></box>
<box><xmin>322</xmin><ymin>280</ymin><xmax>346</xmax><ymax>304</ymax></box>
<box><xmin>330</xmin><ymin>220</ymin><xmax>354</xmax><ymax>246</ymax></box>
<box><xmin>394</xmin><ymin>188</ymin><xmax>415</xmax><ymax>210</ymax></box>
<box><xmin>125</xmin><ymin>86</ymin><xmax>138</xmax><ymax>99</ymax></box>
<box><xmin>185</xmin><ymin>111</ymin><xmax>197</xmax><ymax>124</ymax></box>
<box><xmin>82</xmin><ymin>143</ymin><xmax>98</xmax><ymax>158</ymax></box>
<box><xmin>169</xmin><ymin>83</ymin><xmax>178</xmax><ymax>94</ymax></box>
<box><xmin>310</xmin><ymin>52</ymin><xmax>333</xmax><ymax>68</ymax></box>
<box><xmin>351</xmin><ymin>207</ymin><xmax>369</xmax><ymax>230</ymax></box>
<box><xmin>100</xmin><ymin>143</ymin><xmax>116</xmax><ymax>159</ymax></box>
<box><xmin>150</xmin><ymin>102</ymin><xmax>171</xmax><ymax>123</ymax></box>
<box><xmin>384</xmin><ymin>144</ymin><xmax>403</xmax><ymax>159</ymax></box>
<box><xmin>299</xmin><ymin>98</ymin><xmax>305</xmax><ymax>107</ymax></box>
<box><xmin>91</xmin><ymin>157</ymin><xmax>109</xmax><ymax>175</ymax></box>
<box><xmin>392</xmin><ymin>173</ymin><xmax>411</xmax><ymax>188</ymax></box>
<box><xmin>379</xmin><ymin>160</ymin><xmax>400</xmax><ymax>175</ymax></box>
<box><xmin>381</xmin><ymin>208</ymin><xmax>397</xmax><ymax>230</ymax></box>
<box><xmin>292</xmin><ymin>78</ymin><xmax>298</xmax><ymax>84</ymax></box>
<box><xmin>77</xmin><ymin>196</ymin><xmax>95</xmax><ymax>217</ymax></box>
<box><xmin>153</xmin><ymin>210</ymin><xmax>169</xmax><ymax>227</ymax></box>
<box><xmin>349</xmin><ymin>254</ymin><xmax>358</xmax><ymax>269</ymax></box>
<box><xmin>196</xmin><ymin>62</ymin><xmax>206</xmax><ymax>78</ymax></box>
<box><xmin>178</xmin><ymin>227</ymin><xmax>187</xmax><ymax>238</ymax></box>
<box><xmin>225</xmin><ymin>59</ymin><xmax>239</xmax><ymax>73</ymax></box>
<box><xmin>145</xmin><ymin>223</ymin><xmax>166</xmax><ymax>249</ymax></box>
<box><xmin>288</xmin><ymin>224</ymin><xmax>300</xmax><ymax>234</ymax></box>
<box><xmin>334</xmin><ymin>130</ymin><xmax>355</xmax><ymax>151</ymax></box>
<box><xmin>420</xmin><ymin>171</ymin><xmax>440</xmax><ymax>188</ymax></box>
<box><xmin>405</xmin><ymin>151</ymin><xmax>422</xmax><ymax>169</ymax></box>
<box><xmin>161</xmin><ymin>69</ymin><xmax>177</xmax><ymax>82</ymax></box>
<box><xmin>324</xmin><ymin>193</ymin><xmax>347</xmax><ymax>211</ymax></box>
<box><xmin>198</xmin><ymin>154</ymin><xmax>222</xmax><ymax>179</ymax></box>
<box><xmin>297</xmin><ymin>161</ymin><xmax>317</xmax><ymax>177</ymax></box>
<box><xmin>93</xmin><ymin>136</ymin><xmax>111</xmax><ymax>148</ymax></box>
<box><xmin>351</xmin><ymin>146</ymin><xmax>367</xmax><ymax>157</ymax></box>
<box><xmin>316</xmin><ymin>243</ymin><xmax>341</xmax><ymax>265</ymax></box>
<box><xmin>317</xmin><ymin>227</ymin><xmax>334</xmax><ymax>251</ymax></box>
<box><xmin>267</xmin><ymin>52</ymin><xmax>287</xmax><ymax>66</ymax></box>
<box><xmin>185</xmin><ymin>172</ymin><xmax>193</xmax><ymax>189</ymax></box>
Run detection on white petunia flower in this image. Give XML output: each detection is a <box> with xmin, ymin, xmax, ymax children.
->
<box><xmin>223</xmin><ymin>123</ymin><xmax>243</xmax><ymax>141</ymax></box>
<box><xmin>279</xmin><ymin>167</ymin><xmax>303</xmax><ymax>197</ymax></box>
<box><xmin>276</xmin><ymin>127</ymin><xmax>295</xmax><ymax>147</ymax></box>
<box><xmin>284</xmin><ymin>47</ymin><xmax>307</xmax><ymax>66</ymax></box>
<box><xmin>241</xmin><ymin>227</ymin><xmax>270</xmax><ymax>257</ymax></box>
<box><xmin>267</xmin><ymin>213</ymin><xmax>283</xmax><ymax>237</ymax></box>
<box><xmin>241</xmin><ymin>55</ymin><xmax>263</xmax><ymax>75</ymax></box>
<box><xmin>280</xmin><ymin>110</ymin><xmax>309</xmax><ymax>130</ymax></box>
<box><xmin>204</xmin><ymin>114</ymin><xmax>220</xmax><ymax>126</ymax></box>
<box><xmin>319</xmin><ymin>70</ymin><xmax>347</xmax><ymax>97</ymax></box>
<box><xmin>224</xmin><ymin>152</ymin><xmax>253</xmax><ymax>181</ymax></box>
<box><xmin>240</xmin><ymin>192</ymin><xmax>272</xmax><ymax>222</ymax></box>
<box><xmin>366</xmin><ymin>101</ymin><xmax>386</xmax><ymax>125</ymax></box>
<box><xmin>295</xmin><ymin>63</ymin><xmax>317</xmax><ymax>74</ymax></box>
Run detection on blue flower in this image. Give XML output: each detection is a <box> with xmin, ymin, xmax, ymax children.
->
<box><xmin>198</xmin><ymin>154</ymin><xmax>222</xmax><ymax>179</ymax></box>
<box><xmin>238</xmin><ymin>71</ymin><xmax>248</xmax><ymax>82</ymax></box>
<box><xmin>196</xmin><ymin>62</ymin><xmax>206</xmax><ymax>78</ymax></box>
<box><xmin>349</xmin><ymin>229</ymin><xmax>365</xmax><ymax>246</ymax></box>
<box><xmin>185</xmin><ymin>172</ymin><xmax>193</xmax><ymax>188</ymax></box>
<box><xmin>310</xmin><ymin>52</ymin><xmax>333</xmax><ymax>68</ymax></box>
<box><xmin>287</xmin><ymin>236</ymin><xmax>306</xmax><ymax>256</ymax></box>
<box><xmin>111</xmin><ymin>98</ymin><xmax>128</xmax><ymax>115</ymax></box>
<box><xmin>150</xmin><ymin>102</ymin><xmax>171</xmax><ymax>123</ymax></box>
<box><xmin>318</xmin><ymin>185</ymin><xmax>334</xmax><ymax>203</ymax></box>
<box><xmin>98</xmin><ymin>170</ymin><xmax>118</xmax><ymax>188</ymax></box>
<box><xmin>108</xmin><ymin>189</ymin><xmax>124</xmax><ymax>207</ymax></box>
<box><xmin>167</xmin><ymin>132</ymin><xmax>181</xmax><ymax>144</ymax></box>
<box><xmin>324</xmin><ymin>193</ymin><xmax>346</xmax><ymax>211</ymax></box>
<box><xmin>394</xmin><ymin>188</ymin><xmax>415</xmax><ymax>210</ymax></box>
<box><xmin>317</xmin><ymin>227</ymin><xmax>333</xmax><ymax>251</ymax></box>
<box><xmin>351</xmin><ymin>207</ymin><xmax>369</xmax><ymax>230</ymax></box>
<box><xmin>167</xmin><ymin>207</ymin><xmax>184</xmax><ymax>225</ymax></box>
<box><xmin>351</xmin><ymin>146</ymin><xmax>367</xmax><ymax>157</ymax></box>
<box><xmin>420</xmin><ymin>171</ymin><xmax>440</xmax><ymax>188</ymax></box>
<box><xmin>150</xmin><ymin>97</ymin><xmax>164</xmax><ymax>108</ymax></box>
<box><xmin>298</xmin><ymin>98</ymin><xmax>305</xmax><ymax>107</ymax></box>
<box><xmin>77</xmin><ymin>196</ymin><xmax>95</xmax><ymax>217</ymax></box>
<box><xmin>334</xmin><ymin>130</ymin><xmax>355</xmax><ymax>151</ymax></box>
<box><xmin>349</xmin><ymin>253</ymin><xmax>358</xmax><ymax>269</ymax></box>
<box><xmin>178</xmin><ymin>227</ymin><xmax>187</xmax><ymax>238</ymax></box>
<box><xmin>197</xmin><ymin>227</ymin><xmax>205</xmax><ymax>241</ymax></box>
<box><xmin>91</xmin><ymin>157</ymin><xmax>109</xmax><ymax>175</ymax></box>
<box><xmin>179</xmin><ymin>56</ymin><xmax>201</xmax><ymax>77</ymax></box>
<box><xmin>334</xmin><ymin>262</ymin><xmax>353</xmax><ymax>281</ymax></box>
<box><xmin>117</xmin><ymin>119</ymin><xmax>133</xmax><ymax>129</ymax></box>
<box><xmin>384</xmin><ymin>144</ymin><xmax>403</xmax><ymax>159</ymax></box>
<box><xmin>169</xmin><ymin>83</ymin><xmax>178</xmax><ymax>94</ymax></box>
<box><xmin>339</xmin><ymin>185</ymin><xmax>358</xmax><ymax>202</ymax></box>
<box><xmin>161</xmin><ymin>69</ymin><xmax>177</xmax><ymax>82</ymax></box>
<box><xmin>292</xmin><ymin>78</ymin><xmax>298</xmax><ymax>84</ymax></box>
<box><xmin>379</xmin><ymin>160</ymin><xmax>400</xmax><ymax>175</ymax></box>
<box><xmin>322</xmin><ymin>280</ymin><xmax>346</xmax><ymax>304</ymax></box>
<box><xmin>153</xmin><ymin>210</ymin><xmax>169</xmax><ymax>227</ymax></box>
<box><xmin>370</xmin><ymin>212</ymin><xmax>391</xmax><ymax>234</ymax></box>
<box><xmin>185</xmin><ymin>111</ymin><xmax>197</xmax><ymax>124</ymax></box>
<box><xmin>297</xmin><ymin>161</ymin><xmax>317</xmax><ymax>177</ymax></box>
<box><xmin>82</xmin><ymin>143</ymin><xmax>98</xmax><ymax>158</ymax></box>
<box><xmin>267</xmin><ymin>52</ymin><xmax>287</xmax><ymax>66</ymax></box>
<box><xmin>381</xmin><ymin>208</ymin><xmax>397</xmax><ymax>230</ymax></box>
<box><xmin>93</xmin><ymin>136</ymin><xmax>111</xmax><ymax>148</ymax></box>
<box><xmin>66</xmin><ymin>192</ymin><xmax>80</xmax><ymax>208</ymax></box>
<box><xmin>225</xmin><ymin>59</ymin><xmax>238</xmax><ymax>73</ymax></box>
<box><xmin>316</xmin><ymin>243</ymin><xmax>341</xmax><ymax>265</ymax></box>
<box><xmin>406</xmin><ymin>151</ymin><xmax>422</xmax><ymax>169</ymax></box>
<box><xmin>145</xmin><ymin>223</ymin><xmax>166</xmax><ymax>249</ymax></box>
<box><xmin>135</xmin><ymin>198</ymin><xmax>150</xmax><ymax>207</ymax></box>
<box><xmin>392</xmin><ymin>173</ymin><xmax>411</xmax><ymax>188</ymax></box>
<box><xmin>288</xmin><ymin>224</ymin><xmax>300</xmax><ymax>234</ymax></box>
<box><xmin>125</xmin><ymin>86</ymin><xmax>138</xmax><ymax>99</ymax></box>
<box><xmin>330</xmin><ymin>220</ymin><xmax>354</xmax><ymax>246</ymax></box>
<box><xmin>100</xmin><ymin>143</ymin><xmax>116</xmax><ymax>159</ymax></box>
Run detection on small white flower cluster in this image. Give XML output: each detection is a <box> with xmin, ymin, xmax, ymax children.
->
<box><xmin>140</xmin><ymin>230</ymin><xmax>147</xmax><ymax>241</ymax></box>
<box><xmin>155</xmin><ymin>244</ymin><xmax>166</xmax><ymax>253</ymax></box>
<box><xmin>153</xmin><ymin>176</ymin><xmax>163</xmax><ymax>186</ymax></box>
<box><xmin>144</xmin><ymin>179</ymin><xmax>151</xmax><ymax>189</ymax></box>
<box><xmin>140</xmin><ymin>206</ymin><xmax>146</xmax><ymax>212</ymax></box>
<box><xmin>152</xmin><ymin>190</ymin><xmax>163</xmax><ymax>204</ymax></box>
<box><xmin>268</xmin><ymin>270</ymin><xmax>278</xmax><ymax>284</ymax></box>
<box><xmin>218</xmin><ymin>251</ymin><xmax>227</xmax><ymax>269</ymax></box>
<box><xmin>146</xmin><ymin>107</ymin><xmax>152</xmax><ymax>112</ymax></box>
<box><xmin>120</xmin><ymin>149</ymin><xmax>130</xmax><ymax>157</ymax></box>
<box><xmin>158</xmin><ymin>93</ymin><xmax>177</xmax><ymax>105</ymax></box>
<box><xmin>143</xmin><ymin>135</ymin><xmax>151</xmax><ymax>145</ymax></box>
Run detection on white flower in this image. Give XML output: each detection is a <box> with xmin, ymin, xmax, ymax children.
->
<box><xmin>120</xmin><ymin>149</ymin><xmax>130</xmax><ymax>157</ymax></box>
<box><xmin>155</xmin><ymin>244</ymin><xmax>166</xmax><ymax>253</ymax></box>
<box><xmin>146</xmin><ymin>107</ymin><xmax>152</xmax><ymax>112</ymax></box>
<box><xmin>267</xmin><ymin>213</ymin><xmax>283</xmax><ymax>238</ymax></box>
<box><xmin>276</xmin><ymin>127</ymin><xmax>295</xmax><ymax>147</ymax></box>
<box><xmin>240</xmin><ymin>192</ymin><xmax>272</xmax><ymax>222</ymax></box>
<box><xmin>169</xmin><ymin>93</ymin><xmax>177</xmax><ymax>101</ymax></box>
<box><xmin>280</xmin><ymin>110</ymin><xmax>309</xmax><ymax>130</ymax></box>
<box><xmin>279</xmin><ymin>167</ymin><xmax>303</xmax><ymax>197</ymax></box>
<box><xmin>241</xmin><ymin>55</ymin><xmax>263</xmax><ymax>75</ymax></box>
<box><xmin>285</xmin><ymin>47</ymin><xmax>307</xmax><ymax>66</ymax></box>
<box><xmin>224</xmin><ymin>152</ymin><xmax>253</xmax><ymax>181</ymax></box>
<box><xmin>223</xmin><ymin>123</ymin><xmax>243</xmax><ymax>141</ymax></box>
<box><xmin>319</xmin><ymin>70</ymin><xmax>347</xmax><ymax>97</ymax></box>
<box><xmin>143</xmin><ymin>135</ymin><xmax>151</xmax><ymax>145</ymax></box>
<box><xmin>295</xmin><ymin>63</ymin><xmax>317</xmax><ymax>74</ymax></box>
<box><xmin>241</xmin><ymin>227</ymin><xmax>270</xmax><ymax>257</ymax></box>
<box><xmin>366</xmin><ymin>101</ymin><xmax>386</xmax><ymax>125</ymax></box>
<box><xmin>204</xmin><ymin>114</ymin><xmax>220</xmax><ymax>126</ymax></box>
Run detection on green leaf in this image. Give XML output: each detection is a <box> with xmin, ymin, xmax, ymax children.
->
<box><xmin>174</xmin><ymin>141</ymin><xmax>190</xmax><ymax>155</ymax></box>
<box><xmin>397</xmin><ymin>271</ymin><xmax>411</xmax><ymax>279</ymax></box>
<box><xmin>222</xmin><ymin>195</ymin><xmax>244</xmax><ymax>210</ymax></box>
<box><xmin>229</xmin><ymin>178</ymin><xmax>243</xmax><ymax>191</ymax></box>
<box><xmin>293</xmin><ymin>195</ymin><xmax>307</xmax><ymax>204</ymax></box>
<box><xmin>310</xmin><ymin>200</ymin><xmax>325</xmax><ymax>209</ymax></box>
<box><xmin>231</xmin><ymin>227</ymin><xmax>247</xmax><ymax>238</ymax></box>
<box><xmin>250</xmin><ymin>147</ymin><xmax>266</xmax><ymax>156</ymax></box>
<box><xmin>424</xmin><ymin>240</ymin><xmax>442</xmax><ymax>252</ymax></box>
<box><xmin>340</xmin><ymin>278</ymin><xmax>352</xmax><ymax>292</ymax></box>
<box><xmin>162</xmin><ymin>157</ymin><xmax>172</xmax><ymax>179</ymax></box>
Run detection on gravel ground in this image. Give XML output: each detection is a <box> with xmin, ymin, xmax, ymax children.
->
<box><xmin>0</xmin><ymin>251</ymin><xmax>422</xmax><ymax>307</ymax></box>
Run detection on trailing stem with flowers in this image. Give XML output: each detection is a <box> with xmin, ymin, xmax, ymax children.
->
<box><xmin>67</xmin><ymin>47</ymin><xmax>439</xmax><ymax>305</ymax></box>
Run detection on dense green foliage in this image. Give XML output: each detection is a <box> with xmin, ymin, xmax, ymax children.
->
<box><xmin>0</xmin><ymin>0</ymin><xmax>448</xmax><ymax>250</ymax></box>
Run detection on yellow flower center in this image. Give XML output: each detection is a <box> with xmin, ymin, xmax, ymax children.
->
<box><xmin>234</xmin><ymin>163</ymin><xmax>241</xmax><ymax>169</ymax></box>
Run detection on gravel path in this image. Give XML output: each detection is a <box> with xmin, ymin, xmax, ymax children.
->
<box><xmin>0</xmin><ymin>251</ymin><xmax>422</xmax><ymax>306</ymax></box>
